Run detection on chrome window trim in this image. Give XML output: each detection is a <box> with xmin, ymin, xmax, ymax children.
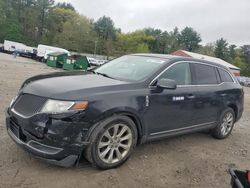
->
<box><xmin>149</xmin><ymin>60</ymin><xmax>237</xmax><ymax>88</ymax></box>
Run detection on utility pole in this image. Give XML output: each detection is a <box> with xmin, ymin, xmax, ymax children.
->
<box><xmin>94</xmin><ymin>40</ymin><xmax>98</xmax><ymax>58</ymax></box>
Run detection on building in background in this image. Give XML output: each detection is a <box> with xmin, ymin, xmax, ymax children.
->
<box><xmin>171</xmin><ymin>50</ymin><xmax>240</xmax><ymax>76</ymax></box>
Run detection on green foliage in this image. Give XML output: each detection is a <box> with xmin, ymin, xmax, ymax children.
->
<box><xmin>56</xmin><ymin>2</ymin><xmax>75</xmax><ymax>11</ymax></box>
<box><xmin>144</xmin><ymin>28</ymin><xmax>166</xmax><ymax>53</ymax></box>
<box><xmin>94</xmin><ymin>16</ymin><xmax>117</xmax><ymax>41</ymax></box>
<box><xmin>144</xmin><ymin>26</ymin><xmax>201</xmax><ymax>54</ymax></box>
<box><xmin>0</xmin><ymin>18</ymin><xmax>24</xmax><ymax>42</ymax></box>
<box><xmin>214</xmin><ymin>38</ymin><xmax>229</xmax><ymax>61</ymax></box>
<box><xmin>197</xmin><ymin>43</ymin><xmax>215</xmax><ymax>56</ymax></box>
<box><xmin>229</xmin><ymin>44</ymin><xmax>237</xmax><ymax>60</ymax></box>
<box><xmin>0</xmin><ymin>0</ymin><xmax>249</xmax><ymax>76</ymax></box>
<box><xmin>232</xmin><ymin>56</ymin><xmax>245</xmax><ymax>70</ymax></box>
<box><xmin>53</xmin><ymin>14</ymin><xmax>95</xmax><ymax>53</ymax></box>
<box><xmin>93</xmin><ymin>16</ymin><xmax>119</xmax><ymax>55</ymax></box>
<box><xmin>116</xmin><ymin>30</ymin><xmax>154</xmax><ymax>55</ymax></box>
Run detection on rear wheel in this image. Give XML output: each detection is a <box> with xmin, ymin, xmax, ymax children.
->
<box><xmin>211</xmin><ymin>108</ymin><xmax>235</xmax><ymax>139</ymax></box>
<box><xmin>85</xmin><ymin>115</ymin><xmax>137</xmax><ymax>169</ymax></box>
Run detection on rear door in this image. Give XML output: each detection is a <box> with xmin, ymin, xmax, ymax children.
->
<box><xmin>191</xmin><ymin>63</ymin><xmax>222</xmax><ymax>124</ymax></box>
<box><xmin>217</xmin><ymin>68</ymin><xmax>242</xmax><ymax>115</ymax></box>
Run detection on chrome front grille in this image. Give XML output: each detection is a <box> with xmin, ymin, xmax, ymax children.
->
<box><xmin>12</xmin><ymin>94</ymin><xmax>47</xmax><ymax>117</ymax></box>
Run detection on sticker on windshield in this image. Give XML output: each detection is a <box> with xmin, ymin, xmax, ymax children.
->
<box><xmin>146</xmin><ymin>59</ymin><xmax>165</xmax><ymax>64</ymax></box>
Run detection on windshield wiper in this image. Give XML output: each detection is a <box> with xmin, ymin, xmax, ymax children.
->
<box><xmin>91</xmin><ymin>71</ymin><xmax>114</xmax><ymax>79</ymax></box>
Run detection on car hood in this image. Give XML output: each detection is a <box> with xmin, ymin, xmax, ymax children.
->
<box><xmin>21</xmin><ymin>72</ymin><xmax>129</xmax><ymax>100</ymax></box>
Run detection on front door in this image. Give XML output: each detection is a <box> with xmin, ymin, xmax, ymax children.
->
<box><xmin>145</xmin><ymin>62</ymin><xmax>200</xmax><ymax>135</ymax></box>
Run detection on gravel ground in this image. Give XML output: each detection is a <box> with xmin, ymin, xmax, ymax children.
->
<box><xmin>0</xmin><ymin>52</ymin><xmax>249</xmax><ymax>188</ymax></box>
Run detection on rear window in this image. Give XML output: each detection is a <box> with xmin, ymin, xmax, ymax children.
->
<box><xmin>218</xmin><ymin>69</ymin><xmax>234</xmax><ymax>83</ymax></box>
<box><xmin>193</xmin><ymin>64</ymin><xmax>218</xmax><ymax>85</ymax></box>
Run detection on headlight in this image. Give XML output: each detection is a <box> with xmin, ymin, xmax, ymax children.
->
<box><xmin>41</xmin><ymin>99</ymin><xmax>88</xmax><ymax>113</ymax></box>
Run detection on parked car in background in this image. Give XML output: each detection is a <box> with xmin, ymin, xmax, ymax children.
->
<box><xmin>87</xmin><ymin>57</ymin><xmax>107</xmax><ymax>66</ymax></box>
<box><xmin>6</xmin><ymin>54</ymin><xmax>244</xmax><ymax>169</ymax></box>
<box><xmin>236</xmin><ymin>76</ymin><xmax>246</xmax><ymax>86</ymax></box>
<box><xmin>87</xmin><ymin>57</ymin><xmax>98</xmax><ymax>66</ymax></box>
<box><xmin>96</xmin><ymin>59</ymin><xmax>108</xmax><ymax>65</ymax></box>
<box><xmin>19</xmin><ymin>46</ymin><xmax>37</xmax><ymax>59</ymax></box>
<box><xmin>236</xmin><ymin>76</ymin><xmax>250</xmax><ymax>87</ymax></box>
<box><xmin>245</xmin><ymin>78</ymin><xmax>250</xmax><ymax>87</ymax></box>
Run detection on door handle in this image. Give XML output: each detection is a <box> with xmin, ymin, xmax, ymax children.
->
<box><xmin>186</xmin><ymin>94</ymin><xmax>195</xmax><ymax>99</ymax></box>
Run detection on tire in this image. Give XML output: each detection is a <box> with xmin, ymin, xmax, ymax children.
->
<box><xmin>211</xmin><ymin>108</ymin><xmax>235</xmax><ymax>139</ymax></box>
<box><xmin>85</xmin><ymin>115</ymin><xmax>138</xmax><ymax>169</ymax></box>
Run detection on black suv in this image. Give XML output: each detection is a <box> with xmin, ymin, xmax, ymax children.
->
<box><xmin>6</xmin><ymin>54</ymin><xmax>244</xmax><ymax>169</ymax></box>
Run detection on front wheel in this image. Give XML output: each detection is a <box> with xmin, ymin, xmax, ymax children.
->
<box><xmin>211</xmin><ymin>108</ymin><xmax>235</xmax><ymax>139</ymax></box>
<box><xmin>85</xmin><ymin>115</ymin><xmax>138</xmax><ymax>169</ymax></box>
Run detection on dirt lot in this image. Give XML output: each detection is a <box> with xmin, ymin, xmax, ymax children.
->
<box><xmin>0</xmin><ymin>52</ymin><xmax>249</xmax><ymax>188</ymax></box>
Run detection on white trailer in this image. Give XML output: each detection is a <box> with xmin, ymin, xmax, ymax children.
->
<box><xmin>4</xmin><ymin>40</ymin><xmax>26</xmax><ymax>52</ymax></box>
<box><xmin>37</xmin><ymin>44</ymin><xmax>70</xmax><ymax>60</ymax></box>
<box><xmin>24</xmin><ymin>46</ymin><xmax>36</xmax><ymax>53</ymax></box>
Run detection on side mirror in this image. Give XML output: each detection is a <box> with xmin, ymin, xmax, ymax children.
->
<box><xmin>157</xmin><ymin>78</ymin><xmax>177</xmax><ymax>89</ymax></box>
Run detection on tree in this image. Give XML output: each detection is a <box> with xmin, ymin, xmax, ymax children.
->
<box><xmin>115</xmin><ymin>30</ymin><xmax>154</xmax><ymax>55</ymax></box>
<box><xmin>232</xmin><ymin>56</ymin><xmax>245</xmax><ymax>70</ymax></box>
<box><xmin>197</xmin><ymin>43</ymin><xmax>215</xmax><ymax>56</ymax></box>
<box><xmin>56</xmin><ymin>2</ymin><xmax>75</xmax><ymax>11</ymax></box>
<box><xmin>94</xmin><ymin>16</ymin><xmax>116</xmax><ymax>41</ymax></box>
<box><xmin>178</xmin><ymin>27</ymin><xmax>201</xmax><ymax>52</ymax></box>
<box><xmin>241</xmin><ymin>45</ymin><xmax>250</xmax><ymax>64</ymax></box>
<box><xmin>94</xmin><ymin>16</ymin><xmax>119</xmax><ymax>55</ymax></box>
<box><xmin>240</xmin><ymin>45</ymin><xmax>250</xmax><ymax>76</ymax></box>
<box><xmin>144</xmin><ymin>27</ymin><xmax>163</xmax><ymax>53</ymax></box>
<box><xmin>53</xmin><ymin>14</ymin><xmax>95</xmax><ymax>53</ymax></box>
<box><xmin>167</xmin><ymin>27</ymin><xmax>181</xmax><ymax>53</ymax></box>
<box><xmin>214</xmin><ymin>38</ymin><xmax>229</xmax><ymax>61</ymax></box>
<box><xmin>44</xmin><ymin>7</ymin><xmax>77</xmax><ymax>44</ymax></box>
<box><xmin>229</xmin><ymin>45</ymin><xmax>237</xmax><ymax>59</ymax></box>
<box><xmin>36</xmin><ymin>0</ymin><xmax>54</xmax><ymax>42</ymax></box>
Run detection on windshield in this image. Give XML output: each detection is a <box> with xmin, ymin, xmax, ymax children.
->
<box><xmin>94</xmin><ymin>55</ymin><xmax>166</xmax><ymax>81</ymax></box>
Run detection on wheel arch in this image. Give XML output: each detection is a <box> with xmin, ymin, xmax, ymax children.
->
<box><xmin>227</xmin><ymin>103</ymin><xmax>238</xmax><ymax>121</ymax></box>
<box><xmin>85</xmin><ymin>107</ymin><xmax>146</xmax><ymax>145</ymax></box>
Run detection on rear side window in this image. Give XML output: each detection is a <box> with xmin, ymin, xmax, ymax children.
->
<box><xmin>159</xmin><ymin>63</ymin><xmax>191</xmax><ymax>85</ymax></box>
<box><xmin>218</xmin><ymin>69</ymin><xmax>234</xmax><ymax>83</ymax></box>
<box><xmin>193</xmin><ymin>64</ymin><xmax>218</xmax><ymax>85</ymax></box>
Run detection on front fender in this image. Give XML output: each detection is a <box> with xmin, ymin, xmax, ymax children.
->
<box><xmin>85</xmin><ymin>107</ymin><xmax>146</xmax><ymax>144</ymax></box>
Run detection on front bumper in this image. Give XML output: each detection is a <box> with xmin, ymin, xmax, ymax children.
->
<box><xmin>6</xmin><ymin>108</ymin><xmax>90</xmax><ymax>167</ymax></box>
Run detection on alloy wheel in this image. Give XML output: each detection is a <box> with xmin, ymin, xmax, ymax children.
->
<box><xmin>97</xmin><ymin>123</ymin><xmax>133</xmax><ymax>164</ymax></box>
<box><xmin>220</xmin><ymin>112</ymin><xmax>234</xmax><ymax>136</ymax></box>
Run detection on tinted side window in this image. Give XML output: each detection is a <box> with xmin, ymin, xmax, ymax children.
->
<box><xmin>218</xmin><ymin>69</ymin><xmax>234</xmax><ymax>83</ymax></box>
<box><xmin>159</xmin><ymin>63</ymin><xmax>191</xmax><ymax>85</ymax></box>
<box><xmin>193</xmin><ymin>64</ymin><xmax>218</xmax><ymax>85</ymax></box>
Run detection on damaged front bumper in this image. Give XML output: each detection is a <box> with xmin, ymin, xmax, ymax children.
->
<box><xmin>6</xmin><ymin>108</ymin><xmax>90</xmax><ymax>167</ymax></box>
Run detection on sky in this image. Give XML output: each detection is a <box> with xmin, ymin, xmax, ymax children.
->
<box><xmin>55</xmin><ymin>0</ymin><xmax>250</xmax><ymax>46</ymax></box>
